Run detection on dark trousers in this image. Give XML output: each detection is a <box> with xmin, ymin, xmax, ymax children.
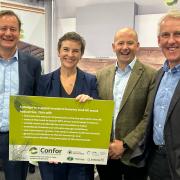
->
<box><xmin>0</xmin><ymin>133</ymin><xmax>28</xmax><ymax>180</ymax></box>
<box><xmin>96</xmin><ymin>159</ymin><xmax>147</xmax><ymax>180</ymax></box>
<box><xmin>39</xmin><ymin>162</ymin><xmax>94</xmax><ymax>180</ymax></box>
<box><xmin>148</xmin><ymin>147</ymin><xmax>171</xmax><ymax>180</ymax></box>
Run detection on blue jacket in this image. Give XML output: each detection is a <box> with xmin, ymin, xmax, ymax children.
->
<box><xmin>36</xmin><ymin>68</ymin><xmax>98</xmax><ymax>99</ymax></box>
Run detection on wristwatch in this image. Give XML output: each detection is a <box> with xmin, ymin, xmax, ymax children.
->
<box><xmin>123</xmin><ymin>141</ymin><xmax>129</xmax><ymax>150</ymax></box>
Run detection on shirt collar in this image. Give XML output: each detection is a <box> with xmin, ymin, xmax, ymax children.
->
<box><xmin>115</xmin><ymin>58</ymin><xmax>136</xmax><ymax>71</ymax></box>
<box><xmin>0</xmin><ymin>49</ymin><xmax>18</xmax><ymax>61</ymax></box>
<box><xmin>163</xmin><ymin>60</ymin><xmax>180</xmax><ymax>73</ymax></box>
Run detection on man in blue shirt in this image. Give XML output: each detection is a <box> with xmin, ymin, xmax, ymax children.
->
<box><xmin>0</xmin><ymin>10</ymin><xmax>41</xmax><ymax>180</ymax></box>
<box><xmin>146</xmin><ymin>9</ymin><xmax>180</xmax><ymax>180</ymax></box>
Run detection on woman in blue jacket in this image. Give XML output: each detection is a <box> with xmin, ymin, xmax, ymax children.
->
<box><xmin>36</xmin><ymin>32</ymin><xmax>98</xmax><ymax>180</ymax></box>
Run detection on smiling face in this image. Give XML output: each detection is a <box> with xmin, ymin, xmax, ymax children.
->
<box><xmin>158</xmin><ymin>16</ymin><xmax>180</xmax><ymax>68</ymax></box>
<box><xmin>112</xmin><ymin>28</ymin><xmax>139</xmax><ymax>68</ymax></box>
<box><xmin>58</xmin><ymin>40</ymin><xmax>82</xmax><ymax>70</ymax></box>
<box><xmin>0</xmin><ymin>15</ymin><xmax>20</xmax><ymax>55</ymax></box>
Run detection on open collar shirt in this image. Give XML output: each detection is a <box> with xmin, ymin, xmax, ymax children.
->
<box><xmin>112</xmin><ymin>59</ymin><xmax>136</xmax><ymax>139</ymax></box>
<box><xmin>153</xmin><ymin>60</ymin><xmax>180</xmax><ymax>145</ymax></box>
<box><xmin>0</xmin><ymin>50</ymin><xmax>19</xmax><ymax>132</ymax></box>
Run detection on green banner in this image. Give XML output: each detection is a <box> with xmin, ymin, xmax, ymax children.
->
<box><xmin>9</xmin><ymin>95</ymin><xmax>114</xmax><ymax>164</ymax></box>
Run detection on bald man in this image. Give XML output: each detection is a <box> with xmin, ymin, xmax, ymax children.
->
<box><xmin>96</xmin><ymin>28</ymin><xmax>156</xmax><ymax>180</ymax></box>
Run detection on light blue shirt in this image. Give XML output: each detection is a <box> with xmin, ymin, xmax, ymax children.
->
<box><xmin>153</xmin><ymin>61</ymin><xmax>180</xmax><ymax>145</ymax></box>
<box><xmin>0</xmin><ymin>50</ymin><xmax>19</xmax><ymax>132</ymax></box>
<box><xmin>113</xmin><ymin>59</ymin><xmax>136</xmax><ymax>139</ymax></box>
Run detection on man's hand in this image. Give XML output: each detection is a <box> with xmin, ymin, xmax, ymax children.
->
<box><xmin>108</xmin><ymin>140</ymin><xmax>126</xmax><ymax>159</ymax></box>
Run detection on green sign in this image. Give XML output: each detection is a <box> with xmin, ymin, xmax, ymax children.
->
<box><xmin>9</xmin><ymin>95</ymin><xmax>114</xmax><ymax>165</ymax></box>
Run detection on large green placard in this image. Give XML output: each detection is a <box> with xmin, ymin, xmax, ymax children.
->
<box><xmin>9</xmin><ymin>95</ymin><xmax>114</xmax><ymax>164</ymax></box>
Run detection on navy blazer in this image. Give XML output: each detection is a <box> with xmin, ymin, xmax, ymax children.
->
<box><xmin>18</xmin><ymin>51</ymin><xmax>41</xmax><ymax>95</ymax></box>
<box><xmin>36</xmin><ymin>68</ymin><xmax>98</xmax><ymax>99</ymax></box>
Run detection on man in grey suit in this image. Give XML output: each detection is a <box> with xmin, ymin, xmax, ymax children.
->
<box><xmin>146</xmin><ymin>10</ymin><xmax>180</xmax><ymax>180</ymax></box>
<box><xmin>96</xmin><ymin>27</ymin><xmax>156</xmax><ymax>180</ymax></box>
<box><xmin>0</xmin><ymin>10</ymin><xmax>41</xmax><ymax>180</ymax></box>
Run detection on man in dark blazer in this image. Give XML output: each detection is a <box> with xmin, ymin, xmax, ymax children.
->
<box><xmin>0</xmin><ymin>10</ymin><xmax>41</xmax><ymax>180</ymax></box>
<box><xmin>96</xmin><ymin>27</ymin><xmax>156</xmax><ymax>180</ymax></box>
<box><xmin>145</xmin><ymin>10</ymin><xmax>180</xmax><ymax>180</ymax></box>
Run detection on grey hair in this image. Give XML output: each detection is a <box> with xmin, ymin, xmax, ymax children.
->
<box><xmin>158</xmin><ymin>9</ymin><xmax>180</xmax><ymax>35</ymax></box>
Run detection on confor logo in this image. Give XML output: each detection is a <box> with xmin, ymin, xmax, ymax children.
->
<box><xmin>29</xmin><ymin>147</ymin><xmax>38</xmax><ymax>155</ymax></box>
<box><xmin>40</xmin><ymin>148</ymin><xmax>62</xmax><ymax>154</ymax></box>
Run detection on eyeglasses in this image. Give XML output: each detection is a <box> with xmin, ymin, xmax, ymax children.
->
<box><xmin>0</xmin><ymin>26</ymin><xmax>18</xmax><ymax>33</ymax></box>
<box><xmin>159</xmin><ymin>31</ymin><xmax>180</xmax><ymax>39</ymax></box>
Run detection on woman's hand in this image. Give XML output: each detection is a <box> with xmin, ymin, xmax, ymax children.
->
<box><xmin>48</xmin><ymin>160</ymin><xmax>60</xmax><ymax>164</ymax></box>
<box><xmin>75</xmin><ymin>94</ymin><xmax>93</xmax><ymax>103</ymax></box>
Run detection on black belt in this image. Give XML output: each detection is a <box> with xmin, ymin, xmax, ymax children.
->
<box><xmin>0</xmin><ymin>131</ymin><xmax>9</xmax><ymax>134</ymax></box>
<box><xmin>154</xmin><ymin>144</ymin><xmax>166</xmax><ymax>154</ymax></box>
